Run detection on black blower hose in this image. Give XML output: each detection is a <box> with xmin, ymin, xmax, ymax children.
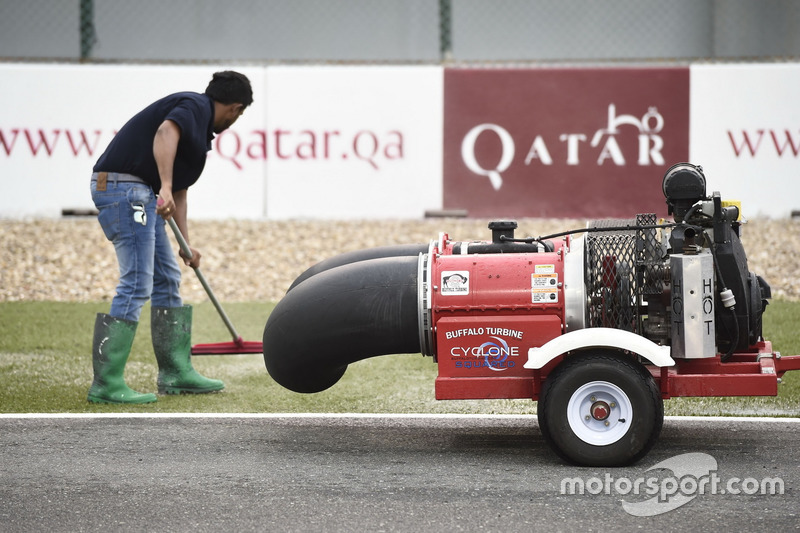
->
<box><xmin>264</xmin><ymin>255</ymin><xmax>421</xmax><ymax>393</ymax></box>
<box><xmin>288</xmin><ymin>243</ymin><xmax>429</xmax><ymax>291</ymax></box>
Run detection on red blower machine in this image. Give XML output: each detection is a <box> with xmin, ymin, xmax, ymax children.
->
<box><xmin>263</xmin><ymin>163</ymin><xmax>800</xmax><ymax>466</ymax></box>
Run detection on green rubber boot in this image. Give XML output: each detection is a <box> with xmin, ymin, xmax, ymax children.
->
<box><xmin>152</xmin><ymin>305</ymin><xmax>225</xmax><ymax>394</ymax></box>
<box><xmin>88</xmin><ymin>314</ymin><xmax>158</xmax><ymax>404</ymax></box>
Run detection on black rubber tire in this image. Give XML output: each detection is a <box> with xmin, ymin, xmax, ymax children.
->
<box><xmin>537</xmin><ymin>351</ymin><xmax>663</xmax><ymax>467</ymax></box>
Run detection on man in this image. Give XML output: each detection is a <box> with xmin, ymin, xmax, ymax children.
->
<box><xmin>88</xmin><ymin>71</ymin><xmax>253</xmax><ymax>404</ymax></box>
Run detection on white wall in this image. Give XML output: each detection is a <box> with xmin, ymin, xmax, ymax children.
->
<box><xmin>0</xmin><ymin>64</ymin><xmax>442</xmax><ymax>219</ymax></box>
<box><xmin>690</xmin><ymin>64</ymin><xmax>800</xmax><ymax>218</ymax></box>
<box><xmin>1</xmin><ymin>63</ymin><xmax>797</xmax><ymax>220</ymax></box>
<box><xmin>263</xmin><ymin>66</ymin><xmax>443</xmax><ymax>219</ymax></box>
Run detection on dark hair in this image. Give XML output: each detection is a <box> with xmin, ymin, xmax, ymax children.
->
<box><xmin>205</xmin><ymin>71</ymin><xmax>253</xmax><ymax>107</ymax></box>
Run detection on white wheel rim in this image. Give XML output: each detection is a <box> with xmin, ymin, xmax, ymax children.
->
<box><xmin>566</xmin><ymin>381</ymin><xmax>632</xmax><ymax>446</ymax></box>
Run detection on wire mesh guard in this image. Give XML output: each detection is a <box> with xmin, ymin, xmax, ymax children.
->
<box><xmin>584</xmin><ymin>214</ymin><xmax>664</xmax><ymax>334</ymax></box>
<box><xmin>4</xmin><ymin>1</ymin><xmax>800</xmax><ymax>63</ymax></box>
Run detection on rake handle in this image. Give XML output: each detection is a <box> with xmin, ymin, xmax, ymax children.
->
<box><xmin>166</xmin><ymin>216</ymin><xmax>243</xmax><ymax>345</ymax></box>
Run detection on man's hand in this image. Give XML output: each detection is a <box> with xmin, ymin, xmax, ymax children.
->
<box><xmin>156</xmin><ymin>194</ymin><xmax>175</xmax><ymax>219</ymax></box>
<box><xmin>179</xmin><ymin>246</ymin><xmax>202</xmax><ymax>269</ymax></box>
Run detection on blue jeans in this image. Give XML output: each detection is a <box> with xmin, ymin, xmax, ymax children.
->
<box><xmin>91</xmin><ymin>174</ymin><xmax>182</xmax><ymax>322</ymax></box>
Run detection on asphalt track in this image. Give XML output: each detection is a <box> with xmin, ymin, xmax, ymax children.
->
<box><xmin>1</xmin><ymin>414</ymin><xmax>798</xmax><ymax>532</ymax></box>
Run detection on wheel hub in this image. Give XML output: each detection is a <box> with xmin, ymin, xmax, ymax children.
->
<box><xmin>590</xmin><ymin>400</ymin><xmax>611</xmax><ymax>421</ymax></box>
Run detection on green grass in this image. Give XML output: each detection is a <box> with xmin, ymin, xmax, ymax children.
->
<box><xmin>0</xmin><ymin>300</ymin><xmax>798</xmax><ymax>416</ymax></box>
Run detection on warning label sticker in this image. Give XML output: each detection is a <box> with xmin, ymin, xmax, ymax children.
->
<box><xmin>532</xmin><ymin>272</ymin><xmax>558</xmax><ymax>303</ymax></box>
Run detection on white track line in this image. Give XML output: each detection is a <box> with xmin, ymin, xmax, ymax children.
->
<box><xmin>0</xmin><ymin>413</ymin><xmax>798</xmax><ymax>422</ymax></box>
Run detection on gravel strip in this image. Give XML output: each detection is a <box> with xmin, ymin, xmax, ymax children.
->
<box><xmin>1</xmin><ymin>217</ymin><xmax>798</xmax><ymax>303</ymax></box>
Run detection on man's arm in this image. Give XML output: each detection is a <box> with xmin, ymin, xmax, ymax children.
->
<box><xmin>172</xmin><ymin>187</ymin><xmax>201</xmax><ymax>269</ymax></box>
<box><xmin>153</xmin><ymin>119</ymin><xmax>180</xmax><ymax>218</ymax></box>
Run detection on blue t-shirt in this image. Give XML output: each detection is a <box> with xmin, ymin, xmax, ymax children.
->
<box><xmin>94</xmin><ymin>92</ymin><xmax>215</xmax><ymax>192</ymax></box>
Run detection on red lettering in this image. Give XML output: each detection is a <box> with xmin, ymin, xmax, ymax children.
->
<box><xmin>727</xmin><ymin>130</ymin><xmax>764</xmax><ymax>157</ymax></box>
<box><xmin>65</xmin><ymin>130</ymin><xmax>103</xmax><ymax>156</ymax></box>
<box><xmin>384</xmin><ymin>130</ymin><xmax>404</xmax><ymax>159</ymax></box>
<box><xmin>2</xmin><ymin>125</ymin><xmax>407</xmax><ymax>170</ymax></box>
<box><xmin>296</xmin><ymin>130</ymin><xmax>316</xmax><ymax>159</ymax></box>
<box><xmin>24</xmin><ymin>129</ymin><xmax>61</xmax><ymax>156</ymax></box>
<box><xmin>214</xmin><ymin>130</ymin><xmax>243</xmax><ymax>170</ymax></box>
<box><xmin>353</xmin><ymin>131</ymin><xmax>379</xmax><ymax>170</ymax></box>
<box><xmin>274</xmin><ymin>129</ymin><xmax>291</xmax><ymax>159</ymax></box>
<box><xmin>0</xmin><ymin>128</ymin><xmax>20</xmax><ymax>155</ymax></box>
<box><xmin>769</xmin><ymin>129</ymin><xmax>800</xmax><ymax>157</ymax></box>
<box><xmin>246</xmin><ymin>130</ymin><xmax>267</xmax><ymax>160</ymax></box>
<box><xmin>324</xmin><ymin>131</ymin><xmax>340</xmax><ymax>159</ymax></box>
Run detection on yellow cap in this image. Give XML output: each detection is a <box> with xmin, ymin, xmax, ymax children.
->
<box><xmin>721</xmin><ymin>200</ymin><xmax>742</xmax><ymax>221</ymax></box>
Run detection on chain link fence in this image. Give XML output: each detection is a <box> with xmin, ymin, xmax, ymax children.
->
<box><xmin>1</xmin><ymin>0</ymin><xmax>800</xmax><ymax>63</ymax></box>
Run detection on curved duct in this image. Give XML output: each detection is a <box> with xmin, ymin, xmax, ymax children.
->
<box><xmin>263</xmin><ymin>255</ymin><xmax>420</xmax><ymax>393</ymax></box>
<box><xmin>288</xmin><ymin>243</ymin><xmax>428</xmax><ymax>291</ymax></box>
